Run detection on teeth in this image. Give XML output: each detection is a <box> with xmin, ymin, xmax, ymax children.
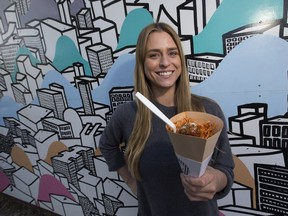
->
<box><xmin>158</xmin><ymin>71</ymin><xmax>172</xmax><ymax>76</ymax></box>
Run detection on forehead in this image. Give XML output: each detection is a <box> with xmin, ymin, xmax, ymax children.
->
<box><xmin>146</xmin><ymin>31</ymin><xmax>177</xmax><ymax>49</ymax></box>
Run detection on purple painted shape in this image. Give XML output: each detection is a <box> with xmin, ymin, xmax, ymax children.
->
<box><xmin>0</xmin><ymin>172</ymin><xmax>10</xmax><ymax>192</ymax></box>
<box><xmin>38</xmin><ymin>174</ymin><xmax>76</xmax><ymax>202</ymax></box>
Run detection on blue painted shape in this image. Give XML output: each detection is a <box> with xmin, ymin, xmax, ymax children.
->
<box><xmin>0</xmin><ymin>96</ymin><xmax>23</xmax><ymax>125</ymax></box>
<box><xmin>92</xmin><ymin>54</ymin><xmax>135</xmax><ymax>105</ymax></box>
<box><xmin>193</xmin><ymin>34</ymin><xmax>288</xmax><ymax>120</ymax></box>
<box><xmin>41</xmin><ymin>70</ymin><xmax>82</xmax><ymax>108</ymax></box>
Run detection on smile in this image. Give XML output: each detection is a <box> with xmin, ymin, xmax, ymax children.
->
<box><xmin>157</xmin><ymin>71</ymin><xmax>173</xmax><ymax>76</ymax></box>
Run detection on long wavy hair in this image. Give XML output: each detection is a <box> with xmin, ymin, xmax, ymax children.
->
<box><xmin>125</xmin><ymin>22</ymin><xmax>205</xmax><ymax>180</ymax></box>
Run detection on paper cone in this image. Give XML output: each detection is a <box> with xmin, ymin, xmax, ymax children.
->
<box><xmin>166</xmin><ymin>111</ymin><xmax>223</xmax><ymax>177</ymax></box>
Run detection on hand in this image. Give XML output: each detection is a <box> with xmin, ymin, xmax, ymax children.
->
<box><xmin>117</xmin><ymin>165</ymin><xmax>137</xmax><ymax>196</ymax></box>
<box><xmin>126</xmin><ymin>178</ymin><xmax>137</xmax><ymax>196</ymax></box>
<box><xmin>180</xmin><ymin>166</ymin><xmax>227</xmax><ymax>201</ymax></box>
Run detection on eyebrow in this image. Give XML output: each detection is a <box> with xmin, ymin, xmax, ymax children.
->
<box><xmin>146</xmin><ymin>47</ymin><xmax>178</xmax><ymax>53</ymax></box>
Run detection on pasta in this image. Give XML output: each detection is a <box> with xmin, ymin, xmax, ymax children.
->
<box><xmin>169</xmin><ymin>117</ymin><xmax>216</xmax><ymax>139</ymax></box>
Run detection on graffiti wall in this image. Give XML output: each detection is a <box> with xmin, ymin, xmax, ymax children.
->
<box><xmin>0</xmin><ymin>0</ymin><xmax>287</xmax><ymax>215</ymax></box>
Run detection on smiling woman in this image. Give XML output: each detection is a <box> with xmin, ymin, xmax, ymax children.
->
<box><xmin>99</xmin><ymin>22</ymin><xmax>234</xmax><ymax>216</ymax></box>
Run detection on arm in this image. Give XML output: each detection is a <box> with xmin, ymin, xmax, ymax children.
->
<box><xmin>99</xmin><ymin>103</ymin><xmax>138</xmax><ymax>195</ymax></box>
<box><xmin>181</xmin><ymin>96</ymin><xmax>235</xmax><ymax>201</ymax></box>
<box><xmin>99</xmin><ymin>103</ymin><xmax>133</xmax><ymax>171</ymax></box>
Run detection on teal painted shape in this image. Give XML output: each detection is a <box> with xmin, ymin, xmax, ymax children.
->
<box><xmin>17</xmin><ymin>46</ymin><xmax>40</xmax><ymax>65</ymax></box>
<box><xmin>116</xmin><ymin>8</ymin><xmax>153</xmax><ymax>50</ymax></box>
<box><xmin>11</xmin><ymin>46</ymin><xmax>40</xmax><ymax>82</ymax></box>
<box><xmin>194</xmin><ymin>0</ymin><xmax>283</xmax><ymax>54</ymax></box>
<box><xmin>52</xmin><ymin>35</ymin><xmax>92</xmax><ymax>76</ymax></box>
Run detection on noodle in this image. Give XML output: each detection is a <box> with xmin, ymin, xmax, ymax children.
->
<box><xmin>168</xmin><ymin>117</ymin><xmax>216</xmax><ymax>139</ymax></box>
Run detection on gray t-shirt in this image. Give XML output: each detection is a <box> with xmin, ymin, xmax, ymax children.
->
<box><xmin>99</xmin><ymin>95</ymin><xmax>234</xmax><ymax>216</ymax></box>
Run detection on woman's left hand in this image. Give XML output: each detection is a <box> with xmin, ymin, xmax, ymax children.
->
<box><xmin>180</xmin><ymin>166</ymin><xmax>227</xmax><ymax>201</ymax></box>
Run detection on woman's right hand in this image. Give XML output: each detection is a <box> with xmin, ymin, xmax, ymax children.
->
<box><xmin>118</xmin><ymin>165</ymin><xmax>137</xmax><ymax>196</ymax></box>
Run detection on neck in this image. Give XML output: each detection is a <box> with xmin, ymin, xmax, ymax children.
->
<box><xmin>153</xmin><ymin>88</ymin><xmax>175</xmax><ymax>107</ymax></box>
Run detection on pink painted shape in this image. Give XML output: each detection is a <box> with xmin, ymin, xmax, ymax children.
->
<box><xmin>0</xmin><ymin>172</ymin><xmax>10</xmax><ymax>192</ymax></box>
<box><xmin>219</xmin><ymin>211</ymin><xmax>225</xmax><ymax>216</ymax></box>
<box><xmin>38</xmin><ymin>174</ymin><xmax>76</xmax><ymax>202</ymax></box>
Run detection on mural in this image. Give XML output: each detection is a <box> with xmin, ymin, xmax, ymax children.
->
<box><xmin>0</xmin><ymin>0</ymin><xmax>288</xmax><ymax>215</ymax></box>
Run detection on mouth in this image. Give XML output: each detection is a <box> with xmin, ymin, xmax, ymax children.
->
<box><xmin>156</xmin><ymin>71</ymin><xmax>173</xmax><ymax>76</ymax></box>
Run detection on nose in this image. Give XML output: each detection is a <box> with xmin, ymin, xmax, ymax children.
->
<box><xmin>160</xmin><ymin>55</ymin><xmax>170</xmax><ymax>67</ymax></box>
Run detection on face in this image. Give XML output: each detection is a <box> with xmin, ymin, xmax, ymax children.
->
<box><xmin>144</xmin><ymin>31</ymin><xmax>182</xmax><ymax>93</ymax></box>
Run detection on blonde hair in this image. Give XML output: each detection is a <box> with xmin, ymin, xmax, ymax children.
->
<box><xmin>125</xmin><ymin>22</ymin><xmax>204</xmax><ymax>180</ymax></box>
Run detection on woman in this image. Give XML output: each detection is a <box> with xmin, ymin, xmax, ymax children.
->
<box><xmin>99</xmin><ymin>22</ymin><xmax>234</xmax><ymax>216</ymax></box>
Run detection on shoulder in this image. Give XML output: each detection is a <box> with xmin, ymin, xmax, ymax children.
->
<box><xmin>114</xmin><ymin>101</ymin><xmax>137</xmax><ymax>113</ymax></box>
<box><xmin>107</xmin><ymin>101</ymin><xmax>137</xmax><ymax>128</ymax></box>
<box><xmin>111</xmin><ymin>101</ymin><xmax>137</xmax><ymax>120</ymax></box>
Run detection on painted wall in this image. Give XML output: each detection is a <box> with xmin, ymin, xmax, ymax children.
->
<box><xmin>0</xmin><ymin>0</ymin><xmax>287</xmax><ymax>215</ymax></box>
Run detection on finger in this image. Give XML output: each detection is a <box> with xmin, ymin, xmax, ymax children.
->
<box><xmin>181</xmin><ymin>174</ymin><xmax>206</xmax><ymax>187</ymax></box>
<box><xmin>181</xmin><ymin>175</ymin><xmax>217</xmax><ymax>201</ymax></box>
<box><xmin>181</xmin><ymin>176</ymin><xmax>202</xmax><ymax>197</ymax></box>
<box><xmin>183</xmin><ymin>189</ymin><xmax>210</xmax><ymax>201</ymax></box>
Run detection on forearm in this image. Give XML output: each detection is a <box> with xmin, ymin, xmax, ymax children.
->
<box><xmin>214</xmin><ymin>168</ymin><xmax>228</xmax><ymax>193</ymax></box>
<box><xmin>212</xmin><ymin>163</ymin><xmax>234</xmax><ymax>199</ymax></box>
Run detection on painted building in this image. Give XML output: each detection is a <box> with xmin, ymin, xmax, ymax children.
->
<box><xmin>0</xmin><ymin>0</ymin><xmax>288</xmax><ymax>215</ymax></box>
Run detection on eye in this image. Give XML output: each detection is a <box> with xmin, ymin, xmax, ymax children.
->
<box><xmin>147</xmin><ymin>52</ymin><xmax>160</xmax><ymax>59</ymax></box>
<box><xmin>169</xmin><ymin>50</ymin><xmax>179</xmax><ymax>57</ymax></box>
